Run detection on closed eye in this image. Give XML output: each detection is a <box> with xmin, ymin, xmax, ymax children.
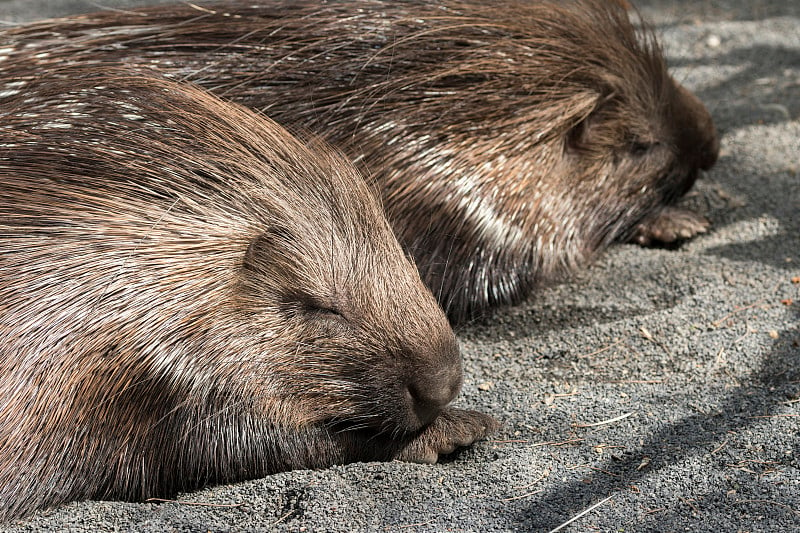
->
<box><xmin>310</xmin><ymin>304</ymin><xmax>345</xmax><ymax>319</ymax></box>
<box><xmin>298</xmin><ymin>296</ymin><xmax>347</xmax><ymax>321</ymax></box>
<box><xmin>630</xmin><ymin>141</ymin><xmax>651</xmax><ymax>156</ymax></box>
<box><xmin>630</xmin><ymin>140</ymin><xmax>661</xmax><ymax>156</ymax></box>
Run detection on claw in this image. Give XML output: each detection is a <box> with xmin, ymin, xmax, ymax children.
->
<box><xmin>395</xmin><ymin>408</ymin><xmax>500</xmax><ymax>463</ymax></box>
<box><xmin>632</xmin><ymin>206</ymin><xmax>710</xmax><ymax>246</ymax></box>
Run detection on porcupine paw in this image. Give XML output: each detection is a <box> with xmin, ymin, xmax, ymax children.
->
<box><xmin>632</xmin><ymin>206</ymin><xmax>710</xmax><ymax>246</ymax></box>
<box><xmin>395</xmin><ymin>408</ymin><xmax>500</xmax><ymax>464</ymax></box>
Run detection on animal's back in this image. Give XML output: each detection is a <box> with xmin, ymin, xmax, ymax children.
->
<box><xmin>0</xmin><ymin>0</ymin><xmax>719</xmax><ymax>321</ymax></box>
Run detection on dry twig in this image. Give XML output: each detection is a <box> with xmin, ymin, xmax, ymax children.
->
<box><xmin>736</xmin><ymin>499</ymin><xmax>800</xmax><ymax>516</ymax></box>
<box><xmin>390</xmin><ymin>519</ymin><xmax>436</xmax><ymax>529</ymax></box>
<box><xmin>710</xmin><ymin>438</ymin><xmax>729</xmax><ymax>455</ymax></box>
<box><xmin>712</xmin><ymin>298</ymin><xmax>771</xmax><ymax>328</ymax></box>
<box><xmin>578</xmin><ymin>338</ymin><xmax>627</xmax><ymax>359</ymax></box>
<box><xmin>573</xmin><ymin>412</ymin><xmax>634</xmax><ymax>428</ymax></box>
<box><xmin>547</xmin><ymin>495</ymin><xmax>615</xmax><ymax>533</ymax></box>
<box><xmin>500</xmin><ymin>489</ymin><xmax>544</xmax><ymax>502</ymax></box>
<box><xmin>530</xmin><ymin>438</ymin><xmax>583</xmax><ymax>448</ymax></box>
<box><xmin>145</xmin><ymin>497</ymin><xmax>243</xmax><ymax>509</ymax></box>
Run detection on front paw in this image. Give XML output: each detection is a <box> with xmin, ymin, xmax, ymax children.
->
<box><xmin>395</xmin><ymin>408</ymin><xmax>499</xmax><ymax>464</ymax></box>
<box><xmin>632</xmin><ymin>206</ymin><xmax>710</xmax><ymax>246</ymax></box>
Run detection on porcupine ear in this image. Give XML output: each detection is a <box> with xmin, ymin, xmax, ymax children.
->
<box><xmin>565</xmin><ymin>114</ymin><xmax>593</xmax><ymax>154</ymax></box>
<box><xmin>566</xmin><ymin>107</ymin><xmax>659</xmax><ymax>160</ymax></box>
<box><xmin>563</xmin><ymin>89</ymin><xmax>610</xmax><ymax>155</ymax></box>
<box><xmin>564</xmin><ymin>87</ymin><xmax>633</xmax><ymax>157</ymax></box>
<box><xmin>239</xmin><ymin>228</ymin><xmax>302</xmax><ymax>312</ymax></box>
<box><xmin>242</xmin><ymin>227</ymin><xmax>296</xmax><ymax>276</ymax></box>
<box><xmin>241</xmin><ymin>228</ymin><xmax>345</xmax><ymax>320</ymax></box>
<box><xmin>565</xmin><ymin>104</ymin><xmax>606</xmax><ymax>156</ymax></box>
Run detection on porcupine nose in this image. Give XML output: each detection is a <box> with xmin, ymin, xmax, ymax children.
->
<box><xmin>697</xmin><ymin>129</ymin><xmax>720</xmax><ymax>171</ymax></box>
<box><xmin>673</xmin><ymin>81</ymin><xmax>720</xmax><ymax>171</ymax></box>
<box><xmin>406</xmin><ymin>359</ymin><xmax>463</xmax><ymax>427</ymax></box>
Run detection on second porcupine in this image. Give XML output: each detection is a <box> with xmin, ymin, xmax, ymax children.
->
<box><xmin>0</xmin><ymin>0</ymin><xmax>720</xmax><ymax>321</ymax></box>
<box><xmin>0</xmin><ymin>66</ymin><xmax>497</xmax><ymax>521</ymax></box>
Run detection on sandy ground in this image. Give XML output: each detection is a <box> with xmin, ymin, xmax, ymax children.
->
<box><xmin>0</xmin><ymin>1</ymin><xmax>797</xmax><ymax>531</ymax></box>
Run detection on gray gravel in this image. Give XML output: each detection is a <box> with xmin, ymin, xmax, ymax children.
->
<box><xmin>0</xmin><ymin>1</ymin><xmax>798</xmax><ymax>531</ymax></box>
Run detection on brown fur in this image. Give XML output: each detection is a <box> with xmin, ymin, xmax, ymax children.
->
<box><xmin>0</xmin><ymin>0</ymin><xmax>719</xmax><ymax>321</ymax></box>
<box><xmin>0</xmin><ymin>66</ymin><xmax>497</xmax><ymax>521</ymax></box>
